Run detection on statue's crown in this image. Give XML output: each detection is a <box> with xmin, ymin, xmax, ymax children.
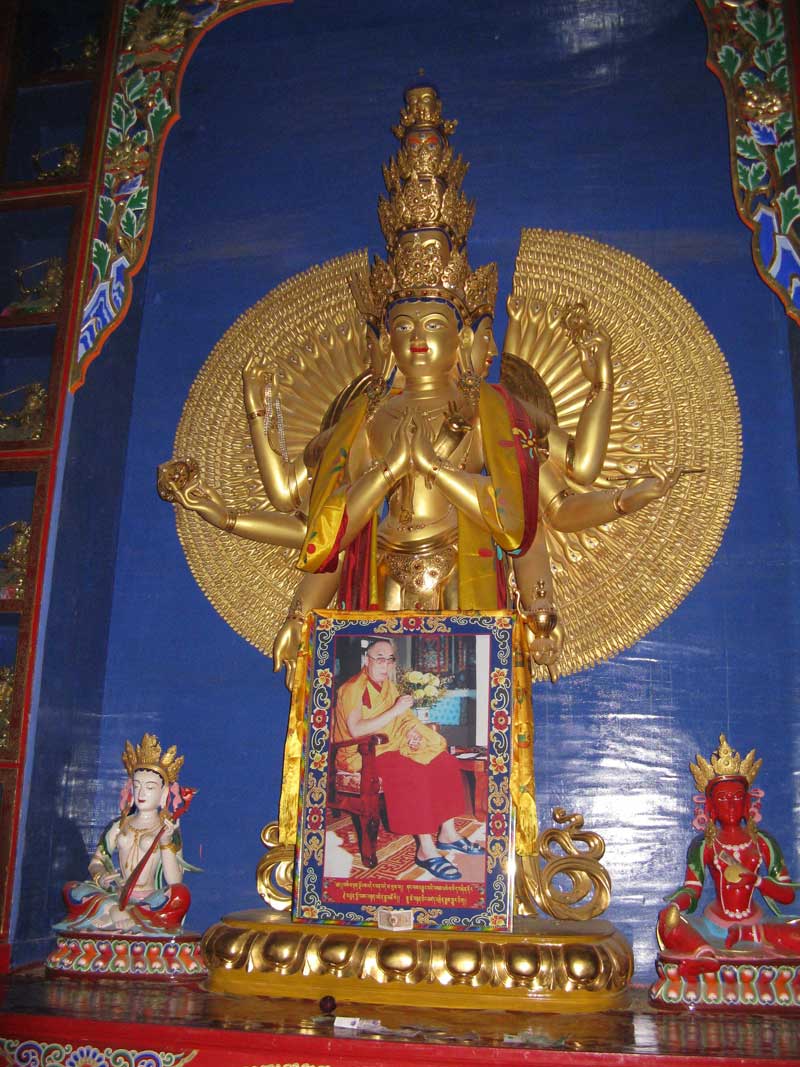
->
<box><xmin>122</xmin><ymin>732</ymin><xmax>184</xmax><ymax>784</ymax></box>
<box><xmin>690</xmin><ymin>733</ymin><xmax>761</xmax><ymax>792</ymax></box>
<box><xmin>352</xmin><ymin>85</ymin><xmax>497</xmax><ymax>327</ymax></box>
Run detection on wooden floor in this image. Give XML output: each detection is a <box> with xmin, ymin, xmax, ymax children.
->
<box><xmin>1</xmin><ymin>968</ymin><xmax>800</xmax><ymax>1066</ymax></box>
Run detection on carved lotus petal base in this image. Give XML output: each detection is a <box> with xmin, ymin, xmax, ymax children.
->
<box><xmin>650</xmin><ymin>953</ymin><xmax>800</xmax><ymax>1010</ymax></box>
<box><xmin>45</xmin><ymin>931</ymin><xmax>207</xmax><ymax>980</ymax></box>
<box><xmin>202</xmin><ymin>909</ymin><xmax>633</xmax><ymax>1012</ymax></box>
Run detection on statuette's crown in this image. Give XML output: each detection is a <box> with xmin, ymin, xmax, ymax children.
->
<box><xmin>355</xmin><ymin>85</ymin><xmax>497</xmax><ymax>327</ymax></box>
<box><xmin>690</xmin><ymin>733</ymin><xmax>761</xmax><ymax>792</ymax></box>
<box><xmin>122</xmin><ymin>732</ymin><xmax>184</xmax><ymax>784</ymax></box>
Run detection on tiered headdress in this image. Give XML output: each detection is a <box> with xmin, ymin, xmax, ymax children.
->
<box><xmin>690</xmin><ymin>734</ymin><xmax>761</xmax><ymax>793</ymax></box>
<box><xmin>351</xmin><ymin>85</ymin><xmax>498</xmax><ymax>328</ymax></box>
<box><xmin>122</xmin><ymin>732</ymin><xmax>184</xmax><ymax>784</ymax></box>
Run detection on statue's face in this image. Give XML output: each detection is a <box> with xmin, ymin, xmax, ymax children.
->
<box><xmin>403</xmin><ymin>128</ymin><xmax>443</xmax><ymax>171</ymax></box>
<box><xmin>133</xmin><ymin>768</ymin><xmax>167</xmax><ymax>813</ymax></box>
<box><xmin>709</xmin><ymin>779</ymin><xmax>747</xmax><ymax>828</ymax></box>
<box><xmin>472</xmin><ymin>315</ymin><xmax>498</xmax><ymax>376</ymax></box>
<box><xmin>365</xmin><ymin>640</ymin><xmax>396</xmax><ymax>686</ymax></box>
<box><xmin>388</xmin><ymin>300</ymin><xmax>460</xmax><ymax>378</ymax></box>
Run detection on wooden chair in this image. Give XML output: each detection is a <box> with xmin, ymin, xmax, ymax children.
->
<box><xmin>328</xmin><ymin>732</ymin><xmax>388</xmax><ymax>868</ymax></box>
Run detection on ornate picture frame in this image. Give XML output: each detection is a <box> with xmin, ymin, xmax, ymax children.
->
<box><xmin>293</xmin><ymin>611</ymin><xmax>515</xmax><ymax>931</ymax></box>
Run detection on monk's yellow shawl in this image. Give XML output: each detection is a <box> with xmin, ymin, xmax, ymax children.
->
<box><xmin>334</xmin><ymin>670</ymin><xmax>446</xmax><ymax>771</ymax></box>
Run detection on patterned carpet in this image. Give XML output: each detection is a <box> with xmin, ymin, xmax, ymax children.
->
<box><xmin>325</xmin><ymin>810</ymin><xmax>486</xmax><ymax>884</ymax></box>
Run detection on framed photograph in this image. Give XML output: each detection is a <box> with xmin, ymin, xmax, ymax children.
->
<box><xmin>293</xmin><ymin>612</ymin><xmax>515</xmax><ymax>931</ymax></box>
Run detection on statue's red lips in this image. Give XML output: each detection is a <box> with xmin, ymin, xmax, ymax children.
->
<box><xmin>410</xmin><ymin>343</ymin><xmax>429</xmax><ymax>352</ymax></box>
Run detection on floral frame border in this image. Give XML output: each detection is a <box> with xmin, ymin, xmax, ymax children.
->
<box><xmin>292</xmin><ymin>611</ymin><xmax>515</xmax><ymax>932</ymax></box>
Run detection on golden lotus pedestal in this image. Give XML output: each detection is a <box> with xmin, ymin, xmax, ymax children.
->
<box><xmin>201</xmin><ymin>908</ymin><xmax>633</xmax><ymax>1012</ymax></box>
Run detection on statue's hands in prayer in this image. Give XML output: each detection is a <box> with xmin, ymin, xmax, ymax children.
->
<box><xmin>384</xmin><ymin>409</ymin><xmax>415</xmax><ymax>480</ymax></box>
<box><xmin>409</xmin><ymin>415</ymin><xmax>438</xmax><ymax>474</ymax></box>
<box><xmin>273</xmin><ymin>618</ymin><xmax>303</xmax><ymax>691</ymax></box>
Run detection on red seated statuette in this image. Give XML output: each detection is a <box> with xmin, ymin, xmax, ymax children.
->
<box><xmin>651</xmin><ymin>734</ymin><xmax>800</xmax><ymax>1009</ymax></box>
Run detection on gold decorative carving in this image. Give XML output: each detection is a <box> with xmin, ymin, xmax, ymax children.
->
<box><xmin>516</xmin><ymin>809</ymin><xmax>611</xmax><ymax>921</ymax></box>
<box><xmin>255</xmin><ymin>821</ymin><xmax>294</xmax><ymax>911</ymax></box>
<box><xmin>32</xmin><ymin>142</ymin><xmax>80</xmax><ymax>181</ymax></box>
<box><xmin>0</xmin><ymin>384</ymin><xmax>47</xmax><ymax>442</ymax></box>
<box><xmin>7</xmin><ymin>257</ymin><xmax>64</xmax><ymax>315</ymax></box>
<box><xmin>201</xmin><ymin>910</ymin><xmax>633</xmax><ymax>1011</ymax></box>
<box><xmin>0</xmin><ymin>521</ymin><xmax>31</xmax><ymax>597</ymax></box>
<box><xmin>509</xmin><ymin>230</ymin><xmax>741</xmax><ymax>679</ymax></box>
<box><xmin>0</xmin><ymin>666</ymin><xmax>13</xmax><ymax>749</ymax></box>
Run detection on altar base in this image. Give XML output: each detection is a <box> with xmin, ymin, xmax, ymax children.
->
<box><xmin>650</xmin><ymin>952</ymin><xmax>800</xmax><ymax>1010</ymax></box>
<box><xmin>201</xmin><ymin>908</ymin><xmax>633</xmax><ymax>1012</ymax></box>
<box><xmin>45</xmin><ymin>930</ymin><xmax>207</xmax><ymax>980</ymax></box>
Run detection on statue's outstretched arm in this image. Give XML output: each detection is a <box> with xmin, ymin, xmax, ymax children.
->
<box><xmin>158</xmin><ymin>460</ymin><xmax>305</xmax><ymax>548</ymax></box>
<box><xmin>407</xmin><ymin>416</ymin><xmax>500</xmax><ymax>534</ymax></box>
<box><xmin>503</xmin><ymin>296</ymin><xmax>614</xmax><ymax>486</ymax></box>
<box><xmin>243</xmin><ymin>359</ymin><xmax>310</xmax><ymax>513</ymax></box>
<box><xmin>548</xmin><ymin>329</ymin><xmax>613</xmax><ymax>486</ymax></box>
<box><xmin>329</xmin><ymin>411</ymin><xmax>414</xmax><ymax>552</ymax></box>
<box><xmin>541</xmin><ymin>462</ymin><xmax>679</xmax><ymax>534</ymax></box>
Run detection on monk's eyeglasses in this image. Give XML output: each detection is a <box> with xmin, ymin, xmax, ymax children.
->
<box><xmin>367</xmin><ymin>654</ymin><xmax>396</xmax><ymax>665</ymax></box>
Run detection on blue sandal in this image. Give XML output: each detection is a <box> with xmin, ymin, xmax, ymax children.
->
<box><xmin>415</xmin><ymin>854</ymin><xmax>462</xmax><ymax>880</ymax></box>
<box><xmin>435</xmin><ymin>836</ymin><xmax>484</xmax><ymax>855</ymax></box>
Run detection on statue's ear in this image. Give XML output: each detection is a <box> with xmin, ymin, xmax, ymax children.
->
<box><xmin>458</xmin><ymin>325</ymin><xmax>475</xmax><ymax>375</ymax></box>
<box><xmin>159</xmin><ymin>782</ymin><xmax>169</xmax><ymax>810</ymax></box>
<box><xmin>377</xmin><ymin>327</ymin><xmax>394</xmax><ymax>380</ymax></box>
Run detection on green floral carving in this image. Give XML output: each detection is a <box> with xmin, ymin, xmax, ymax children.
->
<box><xmin>700</xmin><ymin>0</ymin><xmax>800</xmax><ymax>322</ymax></box>
<box><xmin>77</xmin><ymin>0</ymin><xmax>275</xmax><ymax>387</ymax></box>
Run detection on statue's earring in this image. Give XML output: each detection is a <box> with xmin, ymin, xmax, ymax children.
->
<box><xmin>365</xmin><ymin>325</ymin><xmax>391</xmax><ymax>410</ymax></box>
<box><xmin>456</xmin><ymin>326</ymin><xmax>481</xmax><ymax>405</ymax></box>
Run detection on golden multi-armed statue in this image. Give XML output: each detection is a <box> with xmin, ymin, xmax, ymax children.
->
<box><xmin>159</xmin><ymin>85</ymin><xmax>737</xmax><ymax>684</ymax></box>
<box><xmin>159</xmin><ymin>85</ymin><xmax>740</xmax><ymax>1008</ymax></box>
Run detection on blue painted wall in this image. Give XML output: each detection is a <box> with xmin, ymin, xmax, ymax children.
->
<box><xmin>17</xmin><ymin>0</ymin><xmax>800</xmax><ymax>979</ymax></box>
